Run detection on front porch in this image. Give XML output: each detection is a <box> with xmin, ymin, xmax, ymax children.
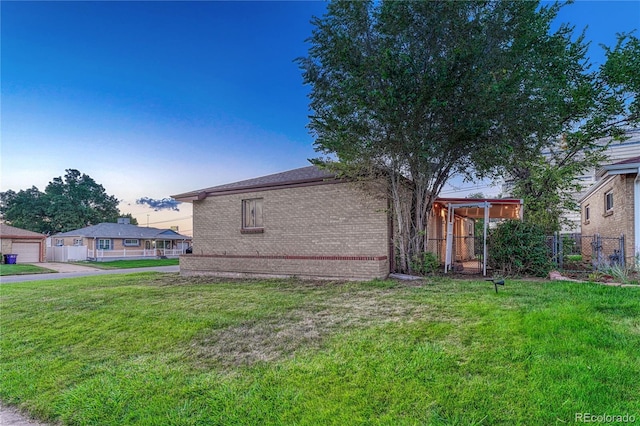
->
<box><xmin>88</xmin><ymin>248</ymin><xmax>187</xmax><ymax>261</ymax></box>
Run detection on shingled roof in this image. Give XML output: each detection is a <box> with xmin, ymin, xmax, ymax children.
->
<box><xmin>172</xmin><ymin>165</ymin><xmax>338</xmax><ymax>201</ymax></box>
<box><xmin>53</xmin><ymin>223</ymin><xmax>190</xmax><ymax>240</ymax></box>
<box><xmin>0</xmin><ymin>223</ymin><xmax>46</xmax><ymax>239</ymax></box>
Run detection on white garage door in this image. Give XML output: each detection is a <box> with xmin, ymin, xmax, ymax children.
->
<box><xmin>12</xmin><ymin>242</ymin><xmax>41</xmax><ymax>263</ymax></box>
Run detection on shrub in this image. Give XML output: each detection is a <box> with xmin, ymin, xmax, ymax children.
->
<box><xmin>488</xmin><ymin>220</ymin><xmax>551</xmax><ymax>277</ymax></box>
<box><xmin>410</xmin><ymin>251</ymin><xmax>440</xmax><ymax>275</ymax></box>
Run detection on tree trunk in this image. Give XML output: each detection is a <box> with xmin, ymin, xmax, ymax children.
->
<box><xmin>390</xmin><ymin>171</ymin><xmax>411</xmax><ymax>273</ymax></box>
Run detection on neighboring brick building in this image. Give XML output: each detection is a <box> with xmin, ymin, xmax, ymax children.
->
<box><xmin>51</xmin><ymin>218</ymin><xmax>192</xmax><ymax>261</ymax></box>
<box><xmin>580</xmin><ymin>156</ymin><xmax>640</xmax><ymax>267</ymax></box>
<box><xmin>173</xmin><ymin>166</ymin><xmax>523</xmax><ymax>280</ymax></box>
<box><xmin>502</xmin><ymin>128</ymin><xmax>640</xmax><ymax>233</ymax></box>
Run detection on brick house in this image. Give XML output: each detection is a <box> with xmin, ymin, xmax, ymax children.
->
<box><xmin>50</xmin><ymin>218</ymin><xmax>192</xmax><ymax>261</ymax></box>
<box><xmin>580</xmin><ymin>156</ymin><xmax>640</xmax><ymax>267</ymax></box>
<box><xmin>173</xmin><ymin>166</ymin><xmax>390</xmax><ymax>280</ymax></box>
<box><xmin>173</xmin><ymin>166</ymin><xmax>523</xmax><ymax>280</ymax></box>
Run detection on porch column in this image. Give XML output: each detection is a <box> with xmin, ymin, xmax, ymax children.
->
<box><xmin>445</xmin><ymin>204</ymin><xmax>454</xmax><ymax>273</ymax></box>
<box><xmin>483</xmin><ymin>201</ymin><xmax>490</xmax><ymax>276</ymax></box>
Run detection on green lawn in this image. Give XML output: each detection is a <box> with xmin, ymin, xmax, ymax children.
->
<box><xmin>1</xmin><ymin>274</ymin><xmax>638</xmax><ymax>425</ymax></box>
<box><xmin>72</xmin><ymin>258</ymin><xmax>179</xmax><ymax>269</ymax></box>
<box><xmin>0</xmin><ymin>263</ymin><xmax>56</xmax><ymax>276</ymax></box>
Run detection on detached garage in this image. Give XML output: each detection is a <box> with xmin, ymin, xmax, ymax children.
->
<box><xmin>1</xmin><ymin>223</ymin><xmax>46</xmax><ymax>263</ymax></box>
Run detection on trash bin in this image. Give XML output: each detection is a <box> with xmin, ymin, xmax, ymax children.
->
<box><xmin>4</xmin><ymin>254</ymin><xmax>18</xmax><ymax>264</ymax></box>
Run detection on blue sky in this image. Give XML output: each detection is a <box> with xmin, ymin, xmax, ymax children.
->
<box><xmin>2</xmin><ymin>1</ymin><xmax>639</xmax><ymax>234</ymax></box>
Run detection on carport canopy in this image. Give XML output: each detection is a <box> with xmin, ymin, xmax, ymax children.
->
<box><xmin>436</xmin><ymin>198</ymin><xmax>524</xmax><ymax>276</ymax></box>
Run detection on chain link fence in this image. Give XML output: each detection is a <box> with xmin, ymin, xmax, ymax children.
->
<box><xmin>427</xmin><ymin>236</ymin><xmax>483</xmax><ymax>274</ymax></box>
<box><xmin>423</xmin><ymin>233</ymin><xmax>627</xmax><ymax>275</ymax></box>
<box><xmin>549</xmin><ymin>233</ymin><xmax>626</xmax><ymax>272</ymax></box>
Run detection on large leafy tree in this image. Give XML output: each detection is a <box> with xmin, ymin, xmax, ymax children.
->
<box><xmin>0</xmin><ymin>187</ymin><xmax>49</xmax><ymax>233</ymax></box>
<box><xmin>506</xmin><ymin>34</ymin><xmax>639</xmax><ymax>233</ymax></box>
<box><xmin>299</xmin><ymin>0</ymin><xmax>593</xmax><ymax>272</ymax></box>
<box><xmin>0</xmin><ymin>169</ymin><xmax>134</xmax><ymax>234</ymax></box>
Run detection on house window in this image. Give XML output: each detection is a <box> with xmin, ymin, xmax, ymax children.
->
<box><xmin>73</xmin><ymin>239</ymin><xmax>83</xmax><ymax>246</ymax></box>
<box><xmin>242</xmin><ymin>198</ymin><xmax>264</xmax><ymax>232</ymax></box>
<box><xmin>605</xmin><ymin>191</ymin><xmax>614</xmax><ymax>213</ymax></box>
<box><xmin>55</xmin><ymin>239</ymin><xmax>64</xmax><ymax>246</ymax></box>
<box><xmin>584</xmin><ymin>205</ymin><xmax>590</xmax><ymax>223</ymax></box>
<box><xmin>98</xmin><ymin>239</ymin><xmax>112</xmax><ymax>250</ymax></box>
<box><xmin>145</xmin><ymin>241</ymin><xmax>151</xmax><ymax>250</ymax></box>
<box><xmin>123</xmin><ymin>239</ymin><xmax>139</xmax><ymax>247</ymax></box>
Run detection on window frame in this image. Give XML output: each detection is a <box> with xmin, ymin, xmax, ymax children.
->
<box><xmin>605</xmin><ymin>191</ymin><xmax>614</xmax><ymax>214</ymax></box>
<box><xmin>584</xmin><ymin>204</ymin><xmax>590</xmax><ymax>223</ymax></box>
<box><xmin>241</xmin><ymin>198</ymin><xmax>264</xmax><ymax>233</ymax></box>
<box><xmin>156</xmin><ymin>240</ymin><xmax>171</xmax><ymax>249</ymax></box>
<box><xmin>73</xmin><ymin>238</ymin><xmax>83</xmax><ymax>246</ymax></box>
<box><xmin>123</xmin><ymin>239</ymin><xmax>140</xmax><ymax>247</ymax></box>
<box><xmin>97</xmin><ymin>239</ymin><xmax>112</xmax><ymax>250</ymax></box>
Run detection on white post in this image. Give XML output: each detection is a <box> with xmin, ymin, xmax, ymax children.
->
<box><xmin>483</xmin><ymin>202</ymin><xmax>490</xmax><ymax>276</ymax></box>
<box><xmin>445</xmin><ymin>204</ymin><xmax>454</xmax><ymax>273</ymax></box>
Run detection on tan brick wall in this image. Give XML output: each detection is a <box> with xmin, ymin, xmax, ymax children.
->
<box><xmin>180</xmin><ymin>255</ymin><xmax>388</xmax><ymax>281</ymax></box>
<box><xmin>1</xmin><ymin>239</ymin><xmax>12</xmax><ymax>254</ymax></box>
<box><xmin>183</xmin><ymin>181</ymin><xmax>390</xmax><ymax>280</ymax></box>
<box><xmin>581</xmin><ymin>174</ymin><xmax>636</xmax><ymax>264</ymax></box>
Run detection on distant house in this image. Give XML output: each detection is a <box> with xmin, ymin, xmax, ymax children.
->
<box><xmin>0</xmin><ymin>223</ymin><xmax>47</xmax><ymax>263</ymax></box>
<box><xmin>501</xmin><ymin>128</ymin><xmax>640</xmax><ymax>233</ymax></box>
<box><xmin>50</xmin><ymin>218</ymin><xmax>192</xmax><ymax>262</ymax></box>
<box><xmin>173</xmin><ymin>166</ymin><xmax>522</xmax><ymax>280</ymax></box>
<box><xmin>580</xmin><ymin>155</ymin><xmax>640</xmax><ymax>267</ymax></box>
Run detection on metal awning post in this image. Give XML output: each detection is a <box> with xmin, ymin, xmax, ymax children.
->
<box><xmin>483</xmin><ymin>201</ymin><xmax>490</xmax><ymax>276</ymax></box>
<box><xmin>445</xmin><ymin>203</ymin><xmax>454</xmax><ymax>273</ymax></box>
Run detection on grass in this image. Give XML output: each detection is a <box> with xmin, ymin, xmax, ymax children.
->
<box><xmin>72</xmin><ymin>258</ymin><xmax>179</xmax><ymax>269</ymax></box>
<box><xmin>0</xmin><ymin>263</ymin><xmax>56</xmax><ymax>276</ymax></box>
<box><xmin>1</xmin><ymin>274</ymin><xmax>639</xmax><ymax>425</ymax></box>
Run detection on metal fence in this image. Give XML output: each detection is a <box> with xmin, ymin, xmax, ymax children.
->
<box><xmin>427</xmin><ymin>236</ymin><xmax>483</xmax><ymax>274</ymax></box>
<box><xmin>548</xmin><ymin>233</ymin><xmax>625</xmax><ymax>271</ymax></box>
<box><xmin>421</xmin><ymin>233</ymin><xmax>627</xmax><ymax>275</ymax></box>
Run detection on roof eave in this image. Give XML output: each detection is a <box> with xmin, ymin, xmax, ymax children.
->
<box><xmin>578</xmin><ymin>175</ymin><xmax>616</xmax><ymax>204</ymax></box>
<box><xmin>603</xmin><ymin>163</ymin><xmax>640</xmax><ymax>175</ymax></box>
<box><xmin>172</xmin><ymin>176</ymin><xmax>341</xmax><ymax>201</ymax></box>
<box><xmin>1</xmin><ymin>234</ymin><xmax>46</xmax><ymax>240</ymax></box>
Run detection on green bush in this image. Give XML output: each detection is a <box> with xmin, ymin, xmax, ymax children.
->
<box><xmin>488</xmin><ymin>220</ymin><xmax>551</xmax><ymax>277</ymax></box>
<box><xmin>411</xmin><ymin>251</ymin><xmax>440</xmax><ymax>275</ymax></box>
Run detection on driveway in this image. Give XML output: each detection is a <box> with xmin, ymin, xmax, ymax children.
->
<box><xmin>0</xmin><ymin>264</ymin><xmax>179</xmax><ymax>284</ymax></box>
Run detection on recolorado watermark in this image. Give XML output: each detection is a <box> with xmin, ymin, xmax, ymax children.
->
<box><xmin>575</xmin><ymin>413</ymin><xmax>636</xmax><ymax>423</ymax></box>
